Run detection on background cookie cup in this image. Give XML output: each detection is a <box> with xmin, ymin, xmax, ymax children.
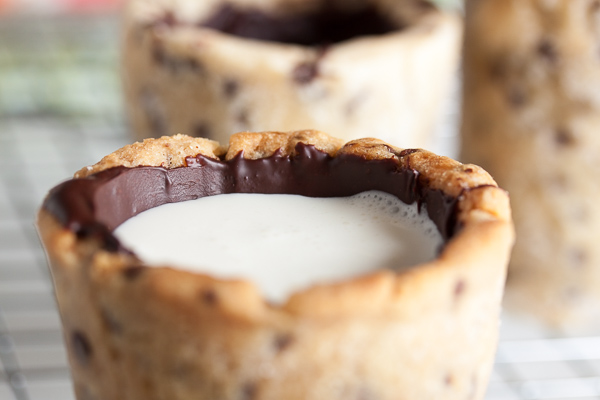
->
<box><xmin>37</xmin><ymin>130</ymin><xmax>513</xmax><ymax>400</ymax></box>
<box><xmin>122</xmin><ymin>0</ymin><xmax>461</xmax><ymax>148</ymax></box>
<box><xmin>461</xmin><ymin>0</ymin><xmax>600</xmax><ymax>329</ymax></box>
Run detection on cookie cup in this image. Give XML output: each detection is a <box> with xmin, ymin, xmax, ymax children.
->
<box><xmin>38</xmin><ymin>130</ymin><xmax>513</xmax><ymax>400</ymax></box>
<box><xmin>461</xmin><ymin>0</ymin><xmax>600</xmax><ymax>329</ymax></box>
<box><xmin>122</xmin><ymin>0</ymin><xmax>461</xmax><ymax>148</ymax></box>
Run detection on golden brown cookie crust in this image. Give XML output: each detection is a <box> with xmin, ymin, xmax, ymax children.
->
<box><xmin>38</xmin><ymin>130</ymin><xmax>513</xmax><ymax>400</ymax></box>
<box><xmin>75</xmin><ymin>133</ymin><xmax>225</xmax><ymax>178</ymax></box>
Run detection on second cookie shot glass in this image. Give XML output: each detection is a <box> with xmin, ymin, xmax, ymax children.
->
<box><xmin>461</xmin><ymin>0</ymin><xmax>600</xmax><ymax>329</ymax></box>
<box><xmin>122</xmin><ymin>0</ymin><xmax>461</xmax><ymax>148</ymax></box>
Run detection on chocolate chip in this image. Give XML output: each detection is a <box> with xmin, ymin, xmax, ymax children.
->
<box><xmin>102</xmin><ymin>234</ymin><xmax>121</xmax><ymax>252</ymax></box>
<box><xmin>241</xmin><ymin>382</ymin><xmax>258</xmax><ymax>400</ymax></box>
<box><xmin>293</xmin><ymin>62</ymin><xmax>318</xmax><ymax>84</ymax></box>
<box><xmin>444</xmin><ymin>373</ymin><xmax>454</xmax><ymax>386</ymax></box>
<box><xmin>71</xmin><ymin>331</ymin><xmax>93</xmax><ymax>366</ymax></box>
<box><xmin>382</xmin><ymin>145</ymin><xmax>406</xmax><ymax>158</ymax></box>
<box><xmin>100</xmin><ymin>308</ymin><xmax>123</xmax><ymax>334</ymax></box>
<box><xmin>507</xmin><ymin>87</ymin><xmax>527</xmax><ymax>108</ymax></box>
<box><xmin>236</xmin><ymin>110</ymin><xmax>249</xmax><ymax>126</ymax></box>
<box><xmin>555</xmin><ymin>128</ymin><xmax>575</xmax><ymax>146</ymax></box>
<box><xmin>193</xmin><ymin>122</ymin><xmax>211</xmax><ymax>139</ymax></box>
<box><xmin>464</xmin><ymin>167</ymin><xmax>474</xmax><ymax>173</ymax></box>
<box><xmin>201</xmin><ymin>289</ymin><xmax>218</xmax><ymax>306</ymax></box>
<box><xmin>398</xmin><ymin>149</ymin><xmax>419</xmax><ymax>157</ymax></box>
<box><xmin>186</xmin><ymin>58</ymin><xmax>204</xmax><ymax>73</ymax></box>
<box><xmin>123</xmin><ymin>265</ymin><xmax>147</xmax><ymax>281</ymax></box>
<box><xmin>155</xmin><ymin>11</ymin><xmax>177</xmax><ymax>28</ymax></box>
<box><xmin>141</xmin><ymin>377</ymin><xmax>155</xmax><ymax>393</ymax></box>
<box><xmin>537</xmin><ymin>39</ymin><xmax>558</xmax><ymax>63</ymax></box>
<box><xmin>569</xmin><ymin>248</ymin><xmax>588</xmax><ymax>267</ymax></box>
<box><xmin>107</xmin><ymin>347</ymin><xmax>121</xmax><ymax>363</ymax></box>
<box><xmin>454</xmin><ymin>279</ymin><xmax>466</xmax><ymax>299</ymax></box>
<box><xmin>223</xmin><ymin>79</ymin><xmax>240</xmax><ymax>98</ymax></box>
<box><xmin>489</xmin><ymin>59</ymin><xmax>508</xmax><ymax>81</ymax></box>
<box><xmin>152</xmin><ymin>45</ymin><xmax>168</xmax><ymax>66</ymax></box>
<box><xmin>273</xmin><ymin>333</ymin><xmax>295</xmax><ymax>352</ymax></box>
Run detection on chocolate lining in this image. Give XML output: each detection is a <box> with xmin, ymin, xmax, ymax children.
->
<box><xmin>43</xmin><ymin>144</ymin><xmax>459</xmax><ymax>252</ymax></box>
<box><xmin>200</xmin><ymin>4</ymin><xmax>401</xmax><ymax>46</ymax></box>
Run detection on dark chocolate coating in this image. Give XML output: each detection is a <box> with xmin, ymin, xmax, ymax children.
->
<box><xmin>201</xmin><ymin>4</ymin><xmax>401</xmax><ymax>46</ymax></box>
<box><xmin>43</xmin><ymin>144</ymin><xmax>458</xmax><ymax>253</ymax></box>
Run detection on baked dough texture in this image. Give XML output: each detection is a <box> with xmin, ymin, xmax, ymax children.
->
<box><xmin>461</xmin><ymin>0</ymin><xmax>600</xmax><ymax>329</ymax></box>
<box><xmin>38</xmin><ymin>130</ymin><xmax>513</xmax><ymax>400</ymax></box>
<box><xmin>121</xmin><ymin>0</ymin><xmax>461</xmax><ymax>148</ymax></box>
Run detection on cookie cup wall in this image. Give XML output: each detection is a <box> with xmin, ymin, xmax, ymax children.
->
<box><xmin>121</xmin><ymin>0</ymin><xmax>461</xmax><ymax>148</ymax></box>
<box><xmin>37</xmin><ymin>134</ymin><xmax>513</xmax><ymax>400</ymax></box>
<box><xmin>37</xmin><ymin>186</ymin><xmax>511</xmax><ymax>400</ymax></box>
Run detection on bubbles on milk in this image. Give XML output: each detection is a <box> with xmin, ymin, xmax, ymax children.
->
<box><xmin>347</xmin><ymin>191</ymin><xmax>441</xmax><ymax>245</ymax></box>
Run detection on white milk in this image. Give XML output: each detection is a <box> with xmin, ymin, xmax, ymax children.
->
<box><xmin>114</xmin><ymin>191</ymin><xmax>443</xmax><ymax>303</ymax></box>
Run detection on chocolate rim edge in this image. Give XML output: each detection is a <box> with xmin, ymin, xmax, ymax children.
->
<box><xmin>38</xmin><ymin>133</ymin><xmax>513</xmax><ymax>316</ymax></box>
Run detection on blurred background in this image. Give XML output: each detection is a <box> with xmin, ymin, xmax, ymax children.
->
<box><xmin>2</xmin><ymin>1</ymin><xmax>600</xmax><ymax>400</ymax></box>
<box><xmin>0</xmin><ymin>2</ymin><xmax>129</xmax><ymax>400</ymax></box>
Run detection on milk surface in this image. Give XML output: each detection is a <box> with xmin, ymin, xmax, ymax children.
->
<box><xmin>114</xmin><ymin>191</ymin><xmax>443</xmax><ymax>303</ymax></box>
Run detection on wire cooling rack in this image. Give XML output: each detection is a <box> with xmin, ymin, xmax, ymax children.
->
<box><xmin>1</xmin><ymin>12</ymin><xmax>600</xmax><ymax>400</ymax></box>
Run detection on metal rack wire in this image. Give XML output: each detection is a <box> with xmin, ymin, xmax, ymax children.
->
<box><xmin>1</xmin><ymin>13</ymin><xmax>599</xmax><ymax>400</ymax></box>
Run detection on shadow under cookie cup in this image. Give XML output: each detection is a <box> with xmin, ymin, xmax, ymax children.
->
<box><xmin>37</xmin><ymin>130</ymin><xmax>513</xmax><ymax>400</ymax></box>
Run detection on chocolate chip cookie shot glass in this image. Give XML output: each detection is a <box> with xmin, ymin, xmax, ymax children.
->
<box><xmin>38</xmin><ymin>131</ymin><xmax>513</xmax><ymax>400</ymax></box>
<box><xmin>461</xmin><ymin>0</ymin><xmax>600</xmax><ymax>328</ymax></box>
<box><xmin>122</xmin><ymin>0</ymin><xmax>461</xmax><ymax>148</ymax></box>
